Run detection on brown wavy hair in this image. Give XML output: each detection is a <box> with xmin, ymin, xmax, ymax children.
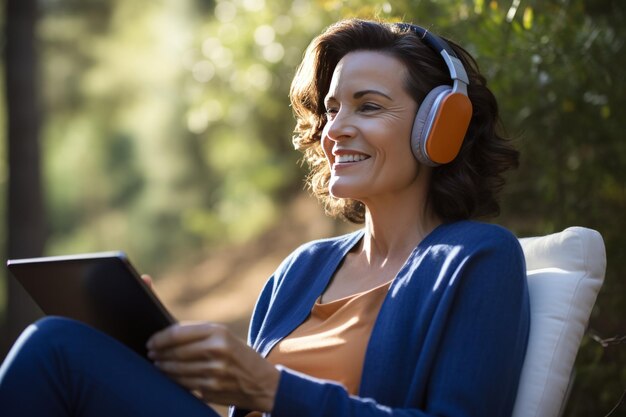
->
<box><xmin>290</xmin><ymin>19</ymin><xmax>519</xmax><ymax>223</ymax></box>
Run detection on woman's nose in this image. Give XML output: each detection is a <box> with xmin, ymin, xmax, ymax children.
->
<box><xmin>325</xmin><ymin>110</ymin><xmax>356</xmax><ymax>142</ymax></box>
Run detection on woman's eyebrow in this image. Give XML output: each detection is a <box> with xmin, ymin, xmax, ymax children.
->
<box><xmin>354</xmin><ymin>89</ymin><xmax>393</xmax><ymax>100</ymax></box>
<box><xmin>324</xmin><ymin>89</ymin><xmax>392</xmax><ymax>105</ymax></box>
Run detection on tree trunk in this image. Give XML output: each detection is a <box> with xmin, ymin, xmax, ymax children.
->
<box><xmin>1</xmin><ymin>0</ymin><xmax>46</xmax><ymax>357</ymax></box>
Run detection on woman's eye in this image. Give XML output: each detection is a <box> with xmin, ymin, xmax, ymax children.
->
<box><xmin>325</xmin><ymin>108</ymin><xmax>338</xmax><ymax>118</ymax></box>
<box><xmin>360</xmin><ymin>103</ymin><xmax>381</xmax><ymax>112</ymax></box>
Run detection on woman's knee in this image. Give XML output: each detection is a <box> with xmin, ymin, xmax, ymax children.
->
<box><xmin>31</xmin><ymin>316</ymin><xmax>142</xmax><ymax>364</ymax></box>
<box><xmin>9</xmin><ymin>316</ymin><xmax>104</xmax><ymax>360</ymax></box>
<box><xmin>30</xmin><ymin>316</ymin><xmax>92</xmax><ymax>343</ymax></box>
<box><xmin>0</xmin><ymin>317</ymin><xmax>86</xmax><ymax>382</ymax></box>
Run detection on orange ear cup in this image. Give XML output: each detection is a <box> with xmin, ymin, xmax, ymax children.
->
<box><xmin>400</xmin><ymin>24</ymin><xmax>473</xmax><ymax>166</ymax></box>
<box><xmin>425</xmin><ymin>92</ymin><xmax>473</xmax><ymax>165</ymax></box>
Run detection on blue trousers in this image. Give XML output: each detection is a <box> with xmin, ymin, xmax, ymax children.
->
<box><xmin>0</xmin><ymin>316</ymin><xmax>221</xmax><ymax>416</ymax></box>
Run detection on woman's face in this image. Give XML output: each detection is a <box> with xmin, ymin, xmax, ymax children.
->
<box><xmin>321</xmin><ymin>50</ymin><xmax>421</xmax><ymax>203</ymax></box>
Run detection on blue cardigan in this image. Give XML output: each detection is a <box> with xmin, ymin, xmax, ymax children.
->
<box><xmin>232</xmin><ymin>221</ymin><xmax>530</xmax><ymax>417</ymax></box>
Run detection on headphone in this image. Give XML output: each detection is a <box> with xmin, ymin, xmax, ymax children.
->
<box><xmin>396</xmin><ymin>24</ymin><xmax>473</xmax><ymax>166</ymax></box>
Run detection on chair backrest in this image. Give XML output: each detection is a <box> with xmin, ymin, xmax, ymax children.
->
<box><xmin>512</xmin><ymin>227</ymin><xmax>606</xmax><ymax>417</ymax></box>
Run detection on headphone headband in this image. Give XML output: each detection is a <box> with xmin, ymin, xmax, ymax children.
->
<box><xmin>395</xmin><ymin>23</ymin><xmax>456</xmax><ymax>57</ymax></box>
<box><xmin>395</xmin><ymin>23</ymin><xmax>469</xmax><ymax>93</ymax></box>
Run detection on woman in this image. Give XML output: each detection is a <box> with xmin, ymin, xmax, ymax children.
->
<box><xmin>0</xmin><ymin>19</ymin><xmax>529</xmax><ymax>417</ymax></box>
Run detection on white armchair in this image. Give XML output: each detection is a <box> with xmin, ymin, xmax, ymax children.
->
<box><xmin>512</xmin><ymin>227</ymin><xmax>606</xmax><ymax>417</ymax></box>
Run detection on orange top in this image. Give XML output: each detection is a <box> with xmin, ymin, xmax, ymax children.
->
<box><xmin>282</xmin><ymin>280</ymin><xmax>391</xmax><ymax>384</ymax></box>
<box><xmin>266</xmin><ymin>280</ymin><xmax>391</xmax><ymax>394</ymax></box>
<box><xmin>245</xmin><ymin>280</ymin><xmax>391</xmax><ymax>417</ymax></box>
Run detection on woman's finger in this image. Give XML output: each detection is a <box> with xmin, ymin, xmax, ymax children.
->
<box><xmin>154</xmin><ymin>358</ymin><xmax>227</xmax><ymax>377</ymax></box>
<box><xmin>149</xmin><ymin>336</ymin><xmax>223</xmax><ymax>362</ymax></box>
<box><xmin>140</xmin><ymin>274</ymin><xmax>153</xmax><ymax>289</ymax></box>
<box><xmin>174</xmin><ymin>376</ymin><xmax>225</xmax><ymax>395</ymax></box>
<box><xmin>147</xmin><ymin>322</ymin><xmax>224</xmax><ymax>350</ymax></box>
<box><xmin>147</xmin><ymin>322</ymin><xmax>233</xmax><ymax>362</ymax></box>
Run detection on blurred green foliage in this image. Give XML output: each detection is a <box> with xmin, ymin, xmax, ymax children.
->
<box><xmin>1</xmin><ymin>0</ymin><xmax>624</xmax><ymax>414</ymax></box>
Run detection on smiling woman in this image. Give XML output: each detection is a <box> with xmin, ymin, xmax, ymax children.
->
<box><xmin>243</xmin><ymin>19</ymin><xmax>528</xmax><ymax>416</ymax></box>
<box><xmin>0</xmin><ymin>18</ymin><xmax>529</xmax><ymax>417</ymax></box>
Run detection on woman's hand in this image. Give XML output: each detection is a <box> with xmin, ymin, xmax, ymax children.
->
<box><xmin>146</xmin><ymin>322</ymin><xmax>280</xmax><ymax>412</ymax></box>
<box><xmin>140</xmin><ymin>274</ymin><xmax>153</xmax><ymax>290</ymax></box>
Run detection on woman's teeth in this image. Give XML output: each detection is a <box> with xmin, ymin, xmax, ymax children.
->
<box><xmin>336</xmin><ymin>154</ymin><xmax>368</xmax><ymax>163</ymax></box>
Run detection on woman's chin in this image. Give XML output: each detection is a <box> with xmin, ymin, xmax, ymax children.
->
<box><xmin>328</xmin><ymin>182</ymin><xmax>365</xmax><ymax>200</ymax></box>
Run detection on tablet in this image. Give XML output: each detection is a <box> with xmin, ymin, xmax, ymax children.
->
<box><xmin>7</xmin><ymin>251</ymin><xmax>176</xmax><ymax>358</ymax></box>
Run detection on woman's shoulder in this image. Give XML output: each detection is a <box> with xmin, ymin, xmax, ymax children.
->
<box><xmin>426</xmin><ymin>220</ymin><xmax>524</xmax><ymax>266</ymax></box>
<box><xmin>436</xmin><ymin>220</ymin><xmax>520</xmax><ymax>249</ymax></box>
<box><xmin>418</xmin><ymin>221</ymin><xmax>527</xmax><ymax>293</ymax></box>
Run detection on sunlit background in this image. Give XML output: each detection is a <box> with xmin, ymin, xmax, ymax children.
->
<box><xmin>1</xmin><ymin>0</ymin><xmax>624</xmax><ymax>415</ymax></box>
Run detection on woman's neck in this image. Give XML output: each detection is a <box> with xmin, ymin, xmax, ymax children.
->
<box><xmin>358</xmin><ymin>184</ymin><xmax>442</xmax><ymax>267</ymax></box>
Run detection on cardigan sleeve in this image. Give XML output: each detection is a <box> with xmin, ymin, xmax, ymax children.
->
<box><xmin>266</xmin><ymin>228</ymin><xmax>530</xmax><ymax>417</ymax></box>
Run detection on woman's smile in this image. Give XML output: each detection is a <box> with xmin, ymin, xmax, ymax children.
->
<box><xmin>332</xmin><ymin>149</ymin><xmax>371</xmax><ymax>168</ymax></box>
<box><xmin>334</xmin><ymin>154</ymin><xmax>370</xmax><ymax>164</ymax></box>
